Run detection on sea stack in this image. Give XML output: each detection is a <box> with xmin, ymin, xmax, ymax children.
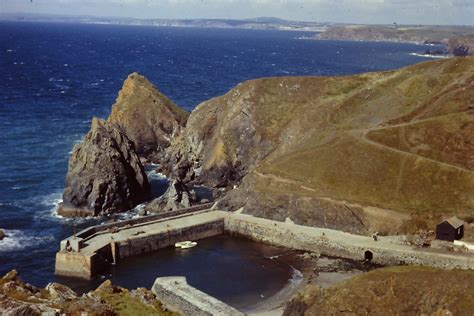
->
<box><xmin>58</xmin><ymin>118</ymin><xmax>150</xmax><ymax>217</ymax></box>
<box><xmin>108</xmin><ymin>72</ymin><xmax>189</xmax><ymax>161</ymax></box>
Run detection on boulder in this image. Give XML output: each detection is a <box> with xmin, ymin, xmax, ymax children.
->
<box><xmin>46</xmin><ymin>283</ymin><xmax>78</xmax><ymax>303</ymax></box>
<box><xmin>146</xmin><ymin>179</ymin><xmax>197</xmax><ymax>213</ymax></box>
<box><xmin>58</xmin><ymin>118</ymin><xmax>150</xmax><ymax>217</ymax></box>
<box><xmin>108</xmin><ymin>72</ymin><xmax>189</xmax><ymax>160</ymax></box>
<box><xmin>0</xmin><ymin>229</ymin><xmax>6</xmax><ymax>241</ymax></box>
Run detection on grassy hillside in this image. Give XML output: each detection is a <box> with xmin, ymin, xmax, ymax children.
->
<box><xmin>167</xmin><ymin>57</ymin><xmax>474</xmax><ymax>232</ymax></box>
<box><xmin>284</xmin><ymin>266</ymin><xmax>474</xmax><ymax>316</ymax></box>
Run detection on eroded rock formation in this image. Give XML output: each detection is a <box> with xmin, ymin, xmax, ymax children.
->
<box><xmin>146</xmin><ymin>179</ymin><xmax>198</xmax><ymax>213</ymax></box>
<box><xmin>59</xmin><ymin>118</ymin><xmax>150</xmax><ymax>217</ymax></box>
<box><xmin>108</xmin><ymin>72</ymin><xmax>189</xmax><ymax>160</ymax></box>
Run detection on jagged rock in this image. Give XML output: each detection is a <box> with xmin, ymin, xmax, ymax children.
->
<box><xmin>0</xmin><ymin>271</ymin><xmax>171</xmax><ymax>315</ymax></box>
<box><xmin>1</xmin><ymin>303</ymin><xmax>43</xmax><ymax>316</ymax></box>
<box><xmin>108</xmin><ymin>72</ymin><xmax>189</xmax><ymax>160</ymax></box>
<box><xmin>46</xmin><ymin>283</ymin><xmax>78</xmax><ymax>303</ymax></box>
<box><xmin>58</xmin><ymin>118</ymin><xmax>150</xmax><ymax>217</ymax></box>
<box><xmin>94</xmin><ymin>280</ymin><xmax>123</xmax><ymax>295</ymax></box>
<box><xmin>2</xmin><ymin>270</ymin><xmax>18</xmax><ymax>282</ymax></box>
<box><xmin>146</xmin><ymin>179</ymin><xmax>197</xmax><ymax>213</ymax></box>
<box><xmin>0</xmin><ymin>229</ymin><xmax>6</xmax><ymax>241</ymax></box>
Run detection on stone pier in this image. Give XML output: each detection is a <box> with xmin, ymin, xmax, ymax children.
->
<box><xmin>56</xmin><ymin>208</ymin><xmax>474</xmax><ymax>280</ymax></box>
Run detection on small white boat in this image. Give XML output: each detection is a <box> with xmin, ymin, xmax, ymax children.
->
<box><xmin>175</xmin><ymin>241</ymin><xmax>197</xmax><ymax>249</ymax></box>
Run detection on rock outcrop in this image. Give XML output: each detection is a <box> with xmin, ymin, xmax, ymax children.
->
<box><xmin>448</xmin><ymin>36</ymin><xmax>474</xmax><ymax>56</ymax></box>
<box><xmin>283</xmin><ymin>266</ymin><xmax>474</xmax><ymax>316</ymax></box>
<box><xmin>0</xmin><ymin>270</ymin><xmax>174</xmax><ymax>315</ymax></box>
<box><xmin>59</xmin><ymin>118</ymin><xmax>150</xmax><ymax>217</ymax></box>
<box><xmin>313</xmin><ymin>25</ymin><xmax>474</xmax><ymax>45</ymax></box>
<box><xmin>0</xmin><ymin>229</ymin><xmax>5</xmax><ymax>241</ymax></box>
<box><xmin>108</xmin><ymin>72</ymin><xmax>189</xmax><ymax>160</ymax></box>
<box><xmin>146</xmin><ymin>179</ymin><xmax>198</xmax><ymax>213</ymax></box>
<box><xmin>162</xmin><ymin>57</ymin><xmax>474</xmax><ymax>233</ymax></box>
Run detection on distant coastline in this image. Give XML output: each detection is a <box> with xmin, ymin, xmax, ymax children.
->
<box><xmin>0</xmin><ymin>13</ymin><xmax>329</xmax><ymax>32</ymax></box>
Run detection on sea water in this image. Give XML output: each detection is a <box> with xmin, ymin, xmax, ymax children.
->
<box><xmin>0</xmin><ymin>21</ymin><xmax>440</xmax><ymax>294</ymax></box>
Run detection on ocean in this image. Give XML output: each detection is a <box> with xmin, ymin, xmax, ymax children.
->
<box><xmin>0</xmin><ymin>21</ymin><xmax>440</xmax><ymax>300</ymax></box>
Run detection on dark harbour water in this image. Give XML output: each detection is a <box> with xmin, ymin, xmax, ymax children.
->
<box><xmin>57</xmin><ymin>235</ymin><xmax>296</xmax><ymax>309</ymax></box>
<box><xmin>0</xmin><ymin>21</ymin><xmax>442</xmax><ymax>300</ymax></box>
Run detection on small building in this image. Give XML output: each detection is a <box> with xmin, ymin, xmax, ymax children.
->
<box><xmin>436</xmin><ymin>216</ymin><xmax>465</xmax><ymax>242</ymax></box>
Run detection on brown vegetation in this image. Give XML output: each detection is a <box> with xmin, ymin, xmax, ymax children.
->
<box><xmin>284</xmin><ymin>266</ymin><xmax>474</xmax><ymax>316</ymax></box>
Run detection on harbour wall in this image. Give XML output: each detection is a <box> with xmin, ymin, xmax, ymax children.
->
<box><xmin>116</xmin><ymin>219</ymin><xmax>224</xmax><ymax>258</ymax></box>
<box><xmin>225</xmin><ymin>213</ymin><xmax>474</xmax><ymax>270</ymax></box>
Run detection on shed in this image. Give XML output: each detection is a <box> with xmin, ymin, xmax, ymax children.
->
<box><xmin>436</xmin><ymin>216</ymin><xmax>465</xmax><ymax>242</ymax></box>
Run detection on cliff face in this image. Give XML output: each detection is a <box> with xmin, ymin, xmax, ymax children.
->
<box><xmin>314</xmin><ymin>25</ymin><xmax>474</xmax><ymax>47</ymax></box>
<box><xmin>59</xmin><ymin>118</ymin><xmax>149</xmax><ymax>217</ymax></box>
<box><xmin>163</xmin><ymin>57</ymin><xmax>474</xmax><ymax>234</ymax></box>
<box><xmin>283</xmin><ymin>266</ymin><xmax>474</xmax><ymax>316</ymax></box>
<box><xmin>108</xmin><ymin>72</ymin><xmax>189</xmax><ymax>160</ymax></box>
<box><xmin>448</xmin><ymin>36</ymin><xmax>474</xmax><ymax>56</ymax></box>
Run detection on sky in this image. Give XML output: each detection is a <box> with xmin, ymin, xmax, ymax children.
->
<box><xmin>1</xmin><ymin>0</ymin><xmax>473</xmax><ymax>26</ymax></box>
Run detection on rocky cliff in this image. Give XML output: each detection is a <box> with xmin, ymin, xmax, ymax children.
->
<box><xmin>108</xmin><ymin>72</ymin><xmax>189</xmax><ymax>160</ymax></box>
<box><xmin>162</xmin><ymin>57</ymin><xmax>474</xmax><ymax>234</ymax></box>
<box><xmin>59</xmin><ymin>118</ymin><xmax>150</xmax><ymax>217</ymax></box>
<box><xmin>448</xmin><ymin>36</ymin><xmax>474</xmax><ymax>56</ymax></box>
<box><xmin>283</xmin><ymin>266</ymin><xmax>474</xmax><ymax>316</ymax></box>
<box><xmin>314</xmin><ymin>25</ymin><xmax>474</xmax><ymax>48</ymax></box>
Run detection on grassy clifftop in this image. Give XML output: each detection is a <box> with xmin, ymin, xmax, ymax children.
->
<box><xmin>256</xmin><ymin>57</ymin><xmax>474</xmax><ymax>217</ymax></box>
<box><xmin>169</xmin><ymin>57</ymin><xmax>474</xmax><ymax>232</ymax></box>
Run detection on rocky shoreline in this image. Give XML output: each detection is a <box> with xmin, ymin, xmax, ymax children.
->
<box><xmin>312</xmin><ymin>25</ymin><xmax>474</xmax><ymax>56</ymax></box>
<box><xmin>0</xmin><ymin>270</ymin><xmax>176</xmax><ymax>315</ymax></box>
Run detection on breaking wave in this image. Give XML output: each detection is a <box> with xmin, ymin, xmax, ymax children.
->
<box><xmin>0</xmin><ymin>230</ymin><xmax>55</xmax><ymax>252</ymax></box>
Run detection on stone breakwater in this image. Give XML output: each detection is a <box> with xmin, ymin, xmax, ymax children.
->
<box><xmin>55</xmin><ymin>208</ymin><xmax>474</xmax><ymax>315</ymax></box>
<box><xmin>152</xmin><ymin>276</ymin><xmax>244</xmax><ymax>316</ymax></box>
<box><xmin>56</xmin><ymin>208</ymin><xmax>473</xmax><ymax>280</ymax></box>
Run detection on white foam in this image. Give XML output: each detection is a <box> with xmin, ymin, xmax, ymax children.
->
<box><xmin>409</xmin><ymin>53</ymin><xmax>450</xmax><ymax>59</ymax></box>
<box><xmin>0</xmin><ymin>230</ymin><xmax>54</xmax><ymax>252</ymax></box>
<box><xmin>146</xmin><ymin>164</ymin><xmax>167</xmax><ymax>181</ymax></box>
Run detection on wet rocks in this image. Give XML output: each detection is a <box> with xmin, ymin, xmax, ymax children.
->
<box><xmin>108</xmin><ymin>72</ymin><xmax>189</xmax><ymax>160</ymax></box>
<box><xmin>58</xmin><ymin>118</ymin><xmax>150</xmax><ymax>217</ymax></box>
<box><xmin>146</xmin><ymin>179</ymin><xmax>198</xmax><ymax>213</ymax></box>
<box><xmin>0</xmin><ymin>229</ymin><xmax>6</xmax><ymax>241</ymax></box>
